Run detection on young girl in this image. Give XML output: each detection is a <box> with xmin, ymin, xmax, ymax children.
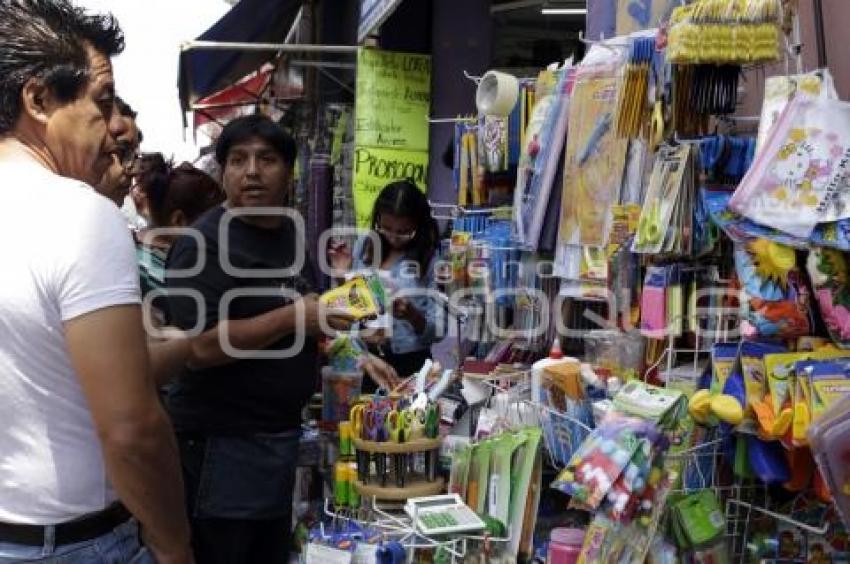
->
<box><xmin>332</xmin><ymin>180</ymin><xmax>442</xmax><ymax>378</ymax></box>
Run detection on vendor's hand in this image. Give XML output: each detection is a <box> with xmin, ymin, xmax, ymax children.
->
<box><xmin>362</xmin><ymin>353</ymin><xmax>400</xmax><ymax>390</ymax></box>
<box><xmin>361</xmin><ymin>327</ymin><xmax>389</xmax><ymax>347</ymax></box>
<box><xmin>301</xmin><ymin>294</ymin><xmax>357</xmax><ymax>336</ymax></box>
<box><xmin>327</xmin><ymin>239</ymin><xmax>353</xmax><ymax>273</ymax></box>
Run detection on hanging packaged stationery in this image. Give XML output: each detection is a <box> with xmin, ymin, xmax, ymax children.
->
<box><xmin>640</xmin><ymin>266</ymin><xmax>668</xmax><ymax>338</ymax></box>
<box><xmin>633</xmin><ymin>144</ymin><xmax>692</xmax><ymax>254</ymax></box>
<box><xmin>669</xmin><ymin>491</ymin><xmax>730</xmax><ymax>563</ymax></box>
<box><xmin>671</xmin><ymin>65</ymin><xmax>710</xmax><ymax>138</ymax></box>
<box><xmin>729</xmin><ymin>96</ymin><xmax>850</xmax><ymax>238</ymax></box>
<box><xmin>614</xmin><ymin>35</ymin><xmax>655</xmax><ymax>140</ymax></box>
<box><xmin>558</xmin><ymin>43</ymin><xmax>630</xmax><ymax>249</ymax></box>
<box><xmin>689</xmin><ymin>64</ymin><xmax>740</xmax><ymax>115</ymax></box>
<box><xmin>809</xmin><ymin>394</ymin><xmax>850</xmax><ymax>528</ymax></box>
<box><xmin>757</xmin><ymin>69</ymin><xmax>837</xmax><ymax>153</ymax></box>
<box><xmin>807</xmin><ymin>247</ymin><xmax>850</xmax><ymax>347</ymax></box>
<box><xmin>733</xmin><ymin>239</ymin><xmax>812</xmax><ymax>339</ymax></box>
<box><xmin>667</xmin><ymin>0</ymin><xmax>781</xmax><ymax>65</ymax></box>
<box><xmin>479</xmin><ymin>115</ymin><xmax>508</xmax><ymax>174</ymax></box>
<box><xmin>513</xmin><ymin>65</ymin><xmax>576</xmax><ymax>250</ymax></box>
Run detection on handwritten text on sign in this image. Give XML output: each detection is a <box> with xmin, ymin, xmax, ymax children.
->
<box><xmin>352</xmin><ymin>147</ymin><xmax>428</xmax><ymax>227</ymax></box>
<box><xmin>354</xmin><ymin>48</ymin><xmax>431</xmax><ymax>227</ymax></box>
<box><xmin>355</xmin><ymin>48</ymin><xmax>431</xmax><ymax>152</ymax></box>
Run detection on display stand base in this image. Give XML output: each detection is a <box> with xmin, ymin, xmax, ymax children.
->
<box><xmin>353</xmin><ymin>476</ymin><xmax>444</xmax><ymax>501</ymax></box>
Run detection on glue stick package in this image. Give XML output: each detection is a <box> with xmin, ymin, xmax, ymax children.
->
<box><xmin>320</xmin><ymin>276</ymin><xmax>382</xmax><ymax>321</ymax></box>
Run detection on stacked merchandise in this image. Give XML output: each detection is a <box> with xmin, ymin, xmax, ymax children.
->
<box><xmin>429</xmin><ymin>0</ymin><xmax>850</xmax><ymax>559</ymax></box>
<box><xmin>310</xmin><ymin>1</ymin><xmax>850</xmax><ymax>561</ymax></box>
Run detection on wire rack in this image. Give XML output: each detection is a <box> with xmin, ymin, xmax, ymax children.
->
<box><xmin>667</xmin><ymin>428</ymin><xmax>835</xmax><ymax>563</ymax></box>
<box><xmin>313</xmin><ymin>497</ymin><xmax>511</xmax><ymax>564</ymax></box>
<box><xmin>475</xmin><ymin>369</ymin><xmax>593</xmax><ymax>470</ymax></box>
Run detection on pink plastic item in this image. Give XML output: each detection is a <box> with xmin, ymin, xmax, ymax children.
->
<box><xmin>548</xmin><ymin>528</ymin><xmax>585</xmax><ymax>564</ymax></box>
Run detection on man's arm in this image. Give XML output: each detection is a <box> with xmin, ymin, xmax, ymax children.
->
<box><xmin>188</xmin><ymin>295</ymin><xmax>356</xmax><ymax>369</ymax></box>
<box><xmin>65</xmin><ymin>305</ymin><xmax>192</xmax><ymax>564</ymax></box>
<box><xmin>188</xmin><ymin>302</ymin><xmax>297</xmax><ymax>369</ymax></box>
<box><xmin>147</xmin><ymin>335</ymin><xmax>190</xmax><ymax>387</ymax></box>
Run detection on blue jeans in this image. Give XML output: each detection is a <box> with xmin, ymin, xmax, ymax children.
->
<box><xmin>178</xmin><ymin>430</ymin><xmax>301</xmax><ymax>564</ymax></box>
<box><xmin>0</xmin><ymin>519</ymin><xmax>152</xmax><ymax>563</ymax></box>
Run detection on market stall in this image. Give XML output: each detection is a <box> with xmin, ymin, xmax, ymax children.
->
<box><xmin>299</xmin><ymin>1</ymin><xmax>850</xmax><ymax>562</ymax></box>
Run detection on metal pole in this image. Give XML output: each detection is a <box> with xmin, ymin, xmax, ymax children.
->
<box><xmin>813</xmin><ymin>0</ymin><xmax>827</xmax><ymax>68</ymax></box>
<box><xmin>181</xmin><ymin>41</ymin><xmax>358</xmax><ymax>54</ymax></box>
<box><xmin>283</xmin><ymin>7</ymin><xmax>303</xmax><ymax>45</ymax></box>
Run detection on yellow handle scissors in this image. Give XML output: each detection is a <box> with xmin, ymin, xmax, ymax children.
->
<box><xmin>349</xmin><ymin>404</ymin><xmax>366</xmax><ymax>440</ymax></box>
<box><xmin>385</xmin><ymin>409</ymin><xmax>412</xmax><ymax>443</ymax></box>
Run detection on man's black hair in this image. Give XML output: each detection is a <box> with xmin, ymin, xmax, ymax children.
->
<box><xmin>115</xmin><ymin>94</ymin><xmax>142</xmax><ymax>143</ymax></box>
<box><xmin>115</xmin><ymin>95</ymin><xmax>136</xmax><ymax>119</ymax></box>
<box><xmin>215</xmin><ymin>114</ymin><xmax>297</xmax><ymax>169</ymax></box>
<box><xmin>0</xmin><ymin>0</ymin><xmax>124</xmax><ymax>135</ymax></box>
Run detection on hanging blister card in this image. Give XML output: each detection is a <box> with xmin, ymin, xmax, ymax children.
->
<box><xmin>633</xmin><ymin>144</ymin><xmax>691</xmax><ymax>254</ymax></box>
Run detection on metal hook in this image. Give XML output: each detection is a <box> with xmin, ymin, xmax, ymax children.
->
<box><xmin>463</xmin><ymin>70</ymin><xmax>482</xmax><ymax>85</ymax></box>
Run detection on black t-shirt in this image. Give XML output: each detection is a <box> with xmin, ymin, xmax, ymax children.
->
<box><xmin>165</xmin><ymin>206</ymin><xmax>318</xmax><ymax>435</ymax></box>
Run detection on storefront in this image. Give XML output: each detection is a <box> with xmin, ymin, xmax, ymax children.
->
<box><xmin>176</xmin><ymin>1</ymin><xmax>850</xmax><ymax>561</ymax></box>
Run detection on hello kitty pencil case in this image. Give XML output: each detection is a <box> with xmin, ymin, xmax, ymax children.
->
<box><xmin>729</xmin><ymin>95</ymin><xmax>850</xmax><ymax>238</ymax></box>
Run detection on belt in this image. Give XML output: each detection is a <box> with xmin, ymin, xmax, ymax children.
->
<box><xmin>0</xmin><ymin>503</ymin><xmax>132</xmax><ymax>547</ymax></box>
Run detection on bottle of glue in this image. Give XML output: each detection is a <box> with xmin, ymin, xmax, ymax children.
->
<box><xmin>531</xmin><ymin>338</ymin><xmax>579</xmax><ymax>406</ymax></box>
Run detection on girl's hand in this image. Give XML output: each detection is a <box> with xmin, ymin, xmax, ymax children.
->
<box><xmin>361</xmin><ymin>353</ymin><xmax>400</xmax><ymax>390</ymax></box>
<box><xmin>327</xmin><ymin>239</ymin><xmax>352</xmax><ymax>272</ymax></box>
<box><xmin>392</xmin><ymin>298</ymin><xmax>427</xmax><ymax>334</ymax></box>
<box><xmin>392</xmin><ymin>297</ymin><xmax>414</xmax><ymax>320</ymax></box>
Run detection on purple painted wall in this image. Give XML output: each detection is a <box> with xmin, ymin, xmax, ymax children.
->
<box><xmin>427</xmin><ymin>0</ymin><xmax>493</xmax><ymax>206</ymax></box>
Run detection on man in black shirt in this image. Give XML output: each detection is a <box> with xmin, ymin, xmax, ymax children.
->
<box><xmin>165</xmin><ymin>115</ymin><xmax>358</xmax><ymax>563</ymax></box>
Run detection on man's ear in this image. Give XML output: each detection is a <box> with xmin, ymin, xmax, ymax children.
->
<box><xmin>20</xmin><ymin>79</ymin><xmax>54</xmax><ymax>125</ymax></box>
<box><xmin>170</xmin><ymin>209</ymin><xmax>187</xmax><ymax>227</ymax></box>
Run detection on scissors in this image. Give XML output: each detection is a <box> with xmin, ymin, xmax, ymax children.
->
<box><xmin>364</xmin><ymin>406</ymin><xmax>389</xmax><ymax>442</ymax></box>
<box><xmin>349</xmin><ymin>404</ymin><xmax>366</xmax><ymax>440</ymax></box>
<box><xmin>408</xmin><ymin>404</ymin><xmax>440</xmax><ymax>440</ymax></box>
<box><xmin>385</xmin><ymin>409</ymin><xmax>412</xmax><ymax>443</ymax></box>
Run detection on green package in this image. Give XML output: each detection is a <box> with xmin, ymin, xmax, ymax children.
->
<box><xmin>489</xmin><ymin>433</ymin><xmax>525</xmax><ymax>526</ymax></box>
<box><xmin>448</xmin><ymin>444</ymin><xmax>472</xmax><ymax>500</ymax></box>
<box><xmin>672</xmin><ymin>491</ymin><xmax>725</xmax><ymax>548</ymax></box>
<box><xmin>473</xmin><ymin>442</ymin><xmax>492</xmax><ymax>514</ymax></box>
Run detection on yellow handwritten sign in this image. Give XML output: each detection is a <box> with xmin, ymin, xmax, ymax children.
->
<box><xmin>354</xmin><ymin>48</ymin><xmax>431</xmax><ymax>226</ymax></box>
<box><xmin>352</xmin><ymin>147</ymin><xmax>428</xmax><ymax>227</ymax></box>
<box><xmin>355</xmin><ymin>48</ymin><xmax>430</xmax><ymax>151</ymax></box>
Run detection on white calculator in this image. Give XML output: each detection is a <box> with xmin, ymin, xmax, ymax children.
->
<box><xmin>404</xmin><ymin>494</ymin><xmax>486</xmax><ymax>536</ymax></box>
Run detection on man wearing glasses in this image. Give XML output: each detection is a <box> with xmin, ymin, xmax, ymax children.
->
<box><xmin>96</xmin><ymin>95</ymin><xmax>141</xmax><ymax>206</ymax></box>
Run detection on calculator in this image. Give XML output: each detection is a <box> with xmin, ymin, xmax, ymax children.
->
<box><xmin>404</xmin><ymin>494</ymin><xmax>486</xmax><ymax>536</ymax></box>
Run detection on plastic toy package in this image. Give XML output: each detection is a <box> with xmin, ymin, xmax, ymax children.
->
<box><xmin>551</xmin><ymin>411</ymin><xmax>664</xmax><ymax>514</ymax></box>
<box><xmin>733</xmin><ymin>239</ymin><xmax>812</xmax><ymax>340</ymax></box>
<box><xmin>807</xmin><ymin>247</ymin><xmax>850</xmax><ymax>347</ymax></box>
<box><xmin>809</xmin><ymin>395</ymin><xmax>850</xmax><ymax>530</ymax></box>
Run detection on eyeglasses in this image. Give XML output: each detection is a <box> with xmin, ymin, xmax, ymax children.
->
<box><xmin>116</xmin><ymin>142</ymin><xmax>139</xmax><ymax>171</ymax></box>
<box><xmin>376</xmin><ymin>226</ymin><xmax>417</xmax><ymax>241</ymax></box>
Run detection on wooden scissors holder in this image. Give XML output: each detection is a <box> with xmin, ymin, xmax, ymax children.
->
<box><xmin>352</xmin><ymin>437</ymin><xmax>444</xmax><ymax>500</ymax></box>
